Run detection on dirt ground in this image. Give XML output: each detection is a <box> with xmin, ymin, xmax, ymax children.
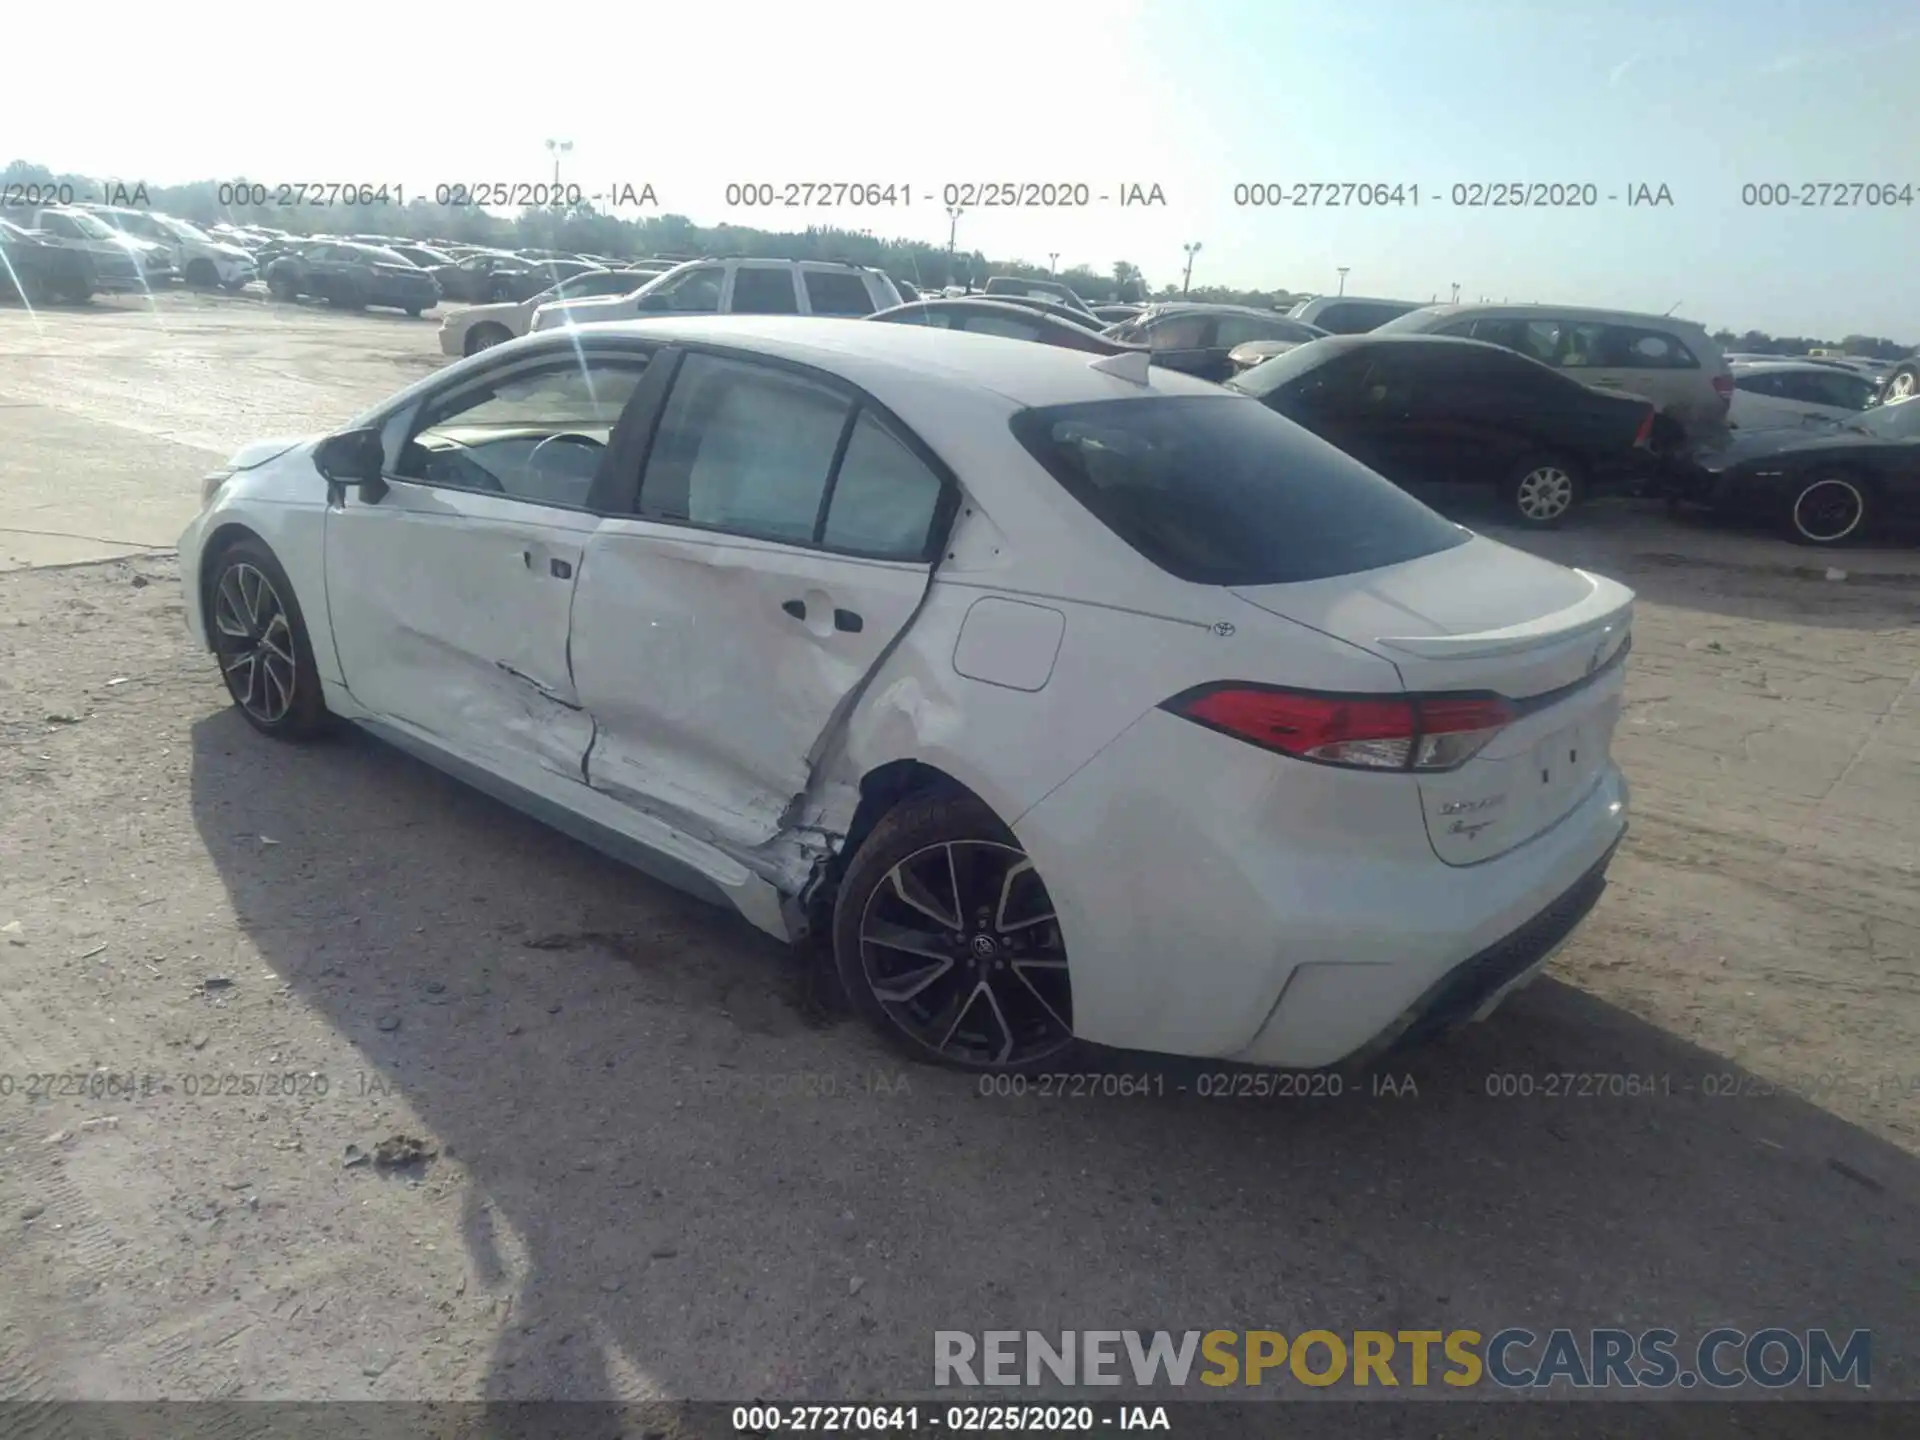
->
<box><xmin>0</xmin><ymin>293</ymin><xmax>1916</xmax><ymax>1419</ymax></box>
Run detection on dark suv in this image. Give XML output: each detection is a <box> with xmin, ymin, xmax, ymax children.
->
<box><xmin>264</xmin><ymin>241</ymin><xmax>442</xmax><ymax>315</ymax></box>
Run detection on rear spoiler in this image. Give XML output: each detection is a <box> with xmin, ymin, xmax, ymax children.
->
<box><xmin>1376</xmin><ymin>570</ymin><xmax>1634</xmax><ymax>661</ymax></box>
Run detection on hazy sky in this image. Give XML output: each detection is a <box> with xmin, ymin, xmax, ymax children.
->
<box><xmin>8</xmin><ymin>0</ymin><xmax>1918</xmax><ymax>337</ymax></box>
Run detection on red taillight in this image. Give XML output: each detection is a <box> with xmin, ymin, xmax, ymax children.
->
<box><xmin>1633</xmin><ymin>406</ymin><xmax>1655</xmax><ymax>447</ymax></box>
<box><xmin>1711</xmin><ymin>374</ymin><xmax>1734</xmax><ymax>401</ymax></box>
<box><xmin>1165</xmin><ymin>685</ymin><xmax>1515</xmax><ymax>772</ymax></box>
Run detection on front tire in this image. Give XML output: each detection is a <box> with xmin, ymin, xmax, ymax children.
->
<box><xmin>1885</xmin><ymin>364</ymin><xmax>1919</xmax><ymax>402</ymax></box>
<box><xmin>1502</xmin><ymin>454</ymin><xmax>1585</xmax><ymax>528</ymax></box>
<box><xmin>205</xmin><ymin>538</ymin><xmax>331</xmax><ymax>740</ymax></box>
<box><xmin>186</xmin><ymin>258</ymin><xmax>219</xmax><ymax>289</ymax></box>
<box><xmin>464</xmin><ymin>322</ymin><xmax>512</xmax><ymax>355</ymax></box>
<box><xmin>268</xmin><ymin>275</ymin><xmax>298</xmax><ymax>302</ymax></box>
<box><xmin>1784</xmin><ymin>474</ymin><xmax>1871</xmax><ymax>547</ymax></box>
<box><xmin>831</xmin><ymin>794</ymin><xmax>1077</xmax><ymax>1074</ymax></box>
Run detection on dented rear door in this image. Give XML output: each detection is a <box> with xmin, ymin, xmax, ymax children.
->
<box><xmin>568</xmin><ymin>349</ymin><xmax>953</xmax><ymax>853</ymax></box>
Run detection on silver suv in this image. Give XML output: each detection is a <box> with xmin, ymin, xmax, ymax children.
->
<box><xmin>1376</xmin><ymin>303</ymin><xmax>1732</xmax><ymax>447</ymax></box>
<box><xmin>531</xmin><ymin>257</ymin><xmax>902</xmax><ymax>332</ymax></box>
<box><xmin>1286</xmin><ymin>295</ymin><xmax>1423</xmax><ymax>333</ymax></box>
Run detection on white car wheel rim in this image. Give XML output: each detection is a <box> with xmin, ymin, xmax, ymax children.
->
<box><xmin>1792</xmin><ymin>478</ymin><xmax>1864</xmax><ymax>543</ymax></box>
<box><xmin>1516</xmin><ymin>467</ymin><xmax>1574</xmax><ymax>520</ymax></box>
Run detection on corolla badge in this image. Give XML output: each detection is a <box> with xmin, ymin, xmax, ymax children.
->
<box><xmin>1448</xmin><ymin>818</ymin><xmax>1498</xmax><ymax>839</ymax></box>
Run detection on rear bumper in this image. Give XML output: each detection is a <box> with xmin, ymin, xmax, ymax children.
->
<box><xmin>1341</xmin><ymin>829</ymin><xmax>1622</xmax><ymax>1063</ymax></box>
<box><xmin>1016</xmin><ymin>707</ymin><xmax>1631</xmax><ymax>1068</ymax></box>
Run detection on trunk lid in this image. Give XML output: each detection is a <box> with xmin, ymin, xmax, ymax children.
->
<box><xmin>1232</xmin><ymin>536</ymin><xmax>1633</xmax><ymax>864</ymax></box>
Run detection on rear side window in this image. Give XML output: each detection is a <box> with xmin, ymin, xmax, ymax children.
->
<box><xmin>1008</xmin><ymin>395</ymin><xmax>1469</xmax><ymax>586</ymax></box>
<box><xmin>805</xmin><ymin>270</ymin><xmax>880</xmax><ymax>315</ymax></box>
<box><xmin>639</xmin><ymin>354</ymin><xmax>849</xmax><ymax>543</ymax></box>
<box><xmin>731</xmin><ymin>267</ymin><xmax>800</xmax><ymax>314</ymax></box>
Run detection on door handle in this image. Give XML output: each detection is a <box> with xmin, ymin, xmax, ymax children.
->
<box><xmin>549</xmin><ymin>557</ymin><xmax>572</xmax><ymax>580</ymax></box>
<box><xmin>782</xmin><ymin>599</ymin><xmax>806</xmax><ymax>620</ymax></box>
<box><xmin>833</xmin><ymin>608</ymin><xmax>863</xmax><ymax>633</ymax></box>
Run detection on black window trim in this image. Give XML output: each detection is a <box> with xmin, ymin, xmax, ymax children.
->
<box><xmin>609</xmin><ymin>341</ymin><xmax>964</xmax><ymax>566</ymax></box>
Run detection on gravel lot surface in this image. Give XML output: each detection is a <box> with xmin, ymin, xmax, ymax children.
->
<box><xmin>0</xmin><ymin>294</ymin><xmax>1915</xmax><ymax>1429</ymax></box>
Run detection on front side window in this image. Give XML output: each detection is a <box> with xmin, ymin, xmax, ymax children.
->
<box><xmin>394</xmin><ymin>355</ymin><xmax>650</xmax><ymax>507</ymax></box>
<box><xmin>1009</xmin><ymin>395</ymin><xmax>1469</xmax><ymax>586</ymax></box>
<box><xmin>730</xmin><ymin>266</ymin><xmax>801</xmax><ymax>315</ymax></box>
<box><xmin>649</xmin><ymin>266</ymin><xmax>724</xmax><ymax>313</ymax></box>
<box><xmin>1145</xmin><ymin>314</ymin><xmax>1210</xmax><ymax>350</ymax></box>
<box><xmin>638</xmin><ymin>354</ymin><xmax>851</xmax><ymax>542</ymax></box>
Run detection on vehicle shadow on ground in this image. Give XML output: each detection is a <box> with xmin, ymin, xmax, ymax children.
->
<box><xmin>1409</xmin><ymin>490</ymin><xmax>1920</xmax><ymax>633</ymax></box>
<box><xmin>186</xmin><ymin>713</ymin><xmax>1918</xmax><ymax>1427</ymax></box>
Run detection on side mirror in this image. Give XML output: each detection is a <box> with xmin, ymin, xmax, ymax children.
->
<box><xmin>314</xmin><ymin>427</ymin><xmax>385</xmax><ymax>487</ymax></box>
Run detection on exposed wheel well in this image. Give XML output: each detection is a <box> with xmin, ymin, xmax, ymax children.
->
<box><xmin>808</xmin><ymin>760</ymin><xmax>992</xmax><ymax>924</ymax></box>
<box><xmin>194</xmin><ymin>523</ymin><xmax>266</xmax><ymax>648</ymax></box>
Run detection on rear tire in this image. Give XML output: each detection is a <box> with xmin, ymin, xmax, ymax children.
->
<box><xmin>1783</xmin><ymin>474</ymin><xmax>1871</xmax><ymax>547</ymax></box>
<box><xmin>1502</xmin><ymin>453</ymin><xmax>1585</xmax><ymax>528</ymax></box>
<box><xmin>831</xmin><ymin>793</ymin><xmax>1078</xmax><ymax>1075</ymax></box>
<box><xmin>186</xmin><ymin>258</ymin><xmax>219</xmax><ymax>289</ymax></box>
<box><xmin>268</xmin><ymin>274</ymin><xmax>298</xmax><ymax>302</ymax></box>
<box><xmin>204</xmin><ymin>537</ymin><xmax>332</xmax><ymax>741</ymax></box>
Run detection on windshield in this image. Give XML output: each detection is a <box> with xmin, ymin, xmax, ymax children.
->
<box><xmin>1847</xmin><ymin>396</ymin><xmax>1920</xmax><ymax>440</ymax></box>
<box><xmin>164</xmin><ymin>216</ymin><xmax>212</xmax><ymax>243</ymax></box>
<box><xmin>1224</xmin><ymin>338</ymin><xmax>1340</xmax><ymax>397</ymax></box>
<box><xmin>62</xmin><ymin>211</ymin><xmax>119</xmax><ymax>240</ymax></box>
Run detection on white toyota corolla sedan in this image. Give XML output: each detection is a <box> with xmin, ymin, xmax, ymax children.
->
<box><xmin>179</xmin><ymin>316</ymin><xmax>1631</xmax><ymax>1074</ymax></box>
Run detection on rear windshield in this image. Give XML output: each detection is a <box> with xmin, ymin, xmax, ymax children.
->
<box><xmin>1008</xmin><ymin>395</ymin><xmax>1469</xmax><ymax>585</ymax></box>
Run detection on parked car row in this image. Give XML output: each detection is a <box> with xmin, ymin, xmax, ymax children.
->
<box><xmin>508</xmin><ymin>264</ymin><xmax>1914</xmax><ymax>544</ymax></box>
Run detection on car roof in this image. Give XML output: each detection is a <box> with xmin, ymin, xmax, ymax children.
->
<box><xmin>550</xmin><ymin>314</ymin><xmax>1220</xmax><ymax>408</ymax></box>
<box><xmin>1389</xmin><ymin>302</ymin><xmax>1712</xmax><ymax>332</ymax></box>
<box><xmin>1141</xmin><ymin>302</ymin><xmax>1288</xmax><ymax>319</ymax></box>
<box><xmin>1292</xmin><ymin>294</ymin><xmax>1420</xmax><ymax>309</ymax></box>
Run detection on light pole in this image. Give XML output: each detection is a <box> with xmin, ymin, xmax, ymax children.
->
<box><xmin>1181</xmin><ymin>241</ymin><xmax>1202</xmax><ymax>296</ymax></box>
<box><xmin>1450</xmin><ymin>282</ymin><xmax>1460</xmax><ymax>304</ymax></box>
<box><xmin>946</xmin><ymin>205</ymin><xmax>965</xmax><ymax>288</ymax></box>
<box><xmin>1048</xmin><ymin>251</ymin><xmax>1059</xmax><ymax>276</ymax></box>
<box><xmin>545</xmin><ymin>138</ymin><xmax>573</xmax><ymax>187</ymax></box>
<box><xmin>1336</xmin><ymin>266</ymin><xmax>1349</xmax><ymax>296</ymax></box>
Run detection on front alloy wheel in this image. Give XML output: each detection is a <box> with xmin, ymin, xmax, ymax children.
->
<box><xmin>207</xmin><ymin>539</ymin><xmax>330</xmax><ymax>739</ymax></box>
<box><xmin>836</xmin><ymin>796</ymin><xmax>1075</xmax><ymax>1072</ymax></box>
<box><xmin>214</xmin><ymin>563</ymin><xmax>298</xmax><ymax>724</ymax></box>
<box><xmin>1886</xmin><ymin>368</ymin><xmax>1918</xmax><ymax>401</ymax></box>
<box><xmin>1787</xmin><ymin>476</ymin><xmax>1868</xmax><ymax>546</ymax></box>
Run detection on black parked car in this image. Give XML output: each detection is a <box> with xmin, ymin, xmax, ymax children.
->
<box><xmin>1229</xmin><ymin>335</ymin><xmax>1656</xmax><ymax>526</ymax></box>
<box><xmin>868</xmin><ymin>298</ymin><xmax>1145</xmax><ymax>355</ymax></box>
<box><xmin>1106</xmin><ymin>304</ymin><xmax>1326</xmax><ymax>382</ymax></box>
<box><xmin>0</xmin><ymin>219</ymin><xmax>112</xmax><ymax>302</ymax></box>
<box><xmin>429</xmin><ymin>251</ymin><xmax>587</xmax><ymax>304</ymax></box>
<box><xmin>264</xmin><ymin>241</ymin><xmax>441</xmax><ymax>315</ymax></box>
<box><xmin>1672</xmin><ymin>397</ymin><xmax>1920</xmax><ymax>546</ymax></box>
